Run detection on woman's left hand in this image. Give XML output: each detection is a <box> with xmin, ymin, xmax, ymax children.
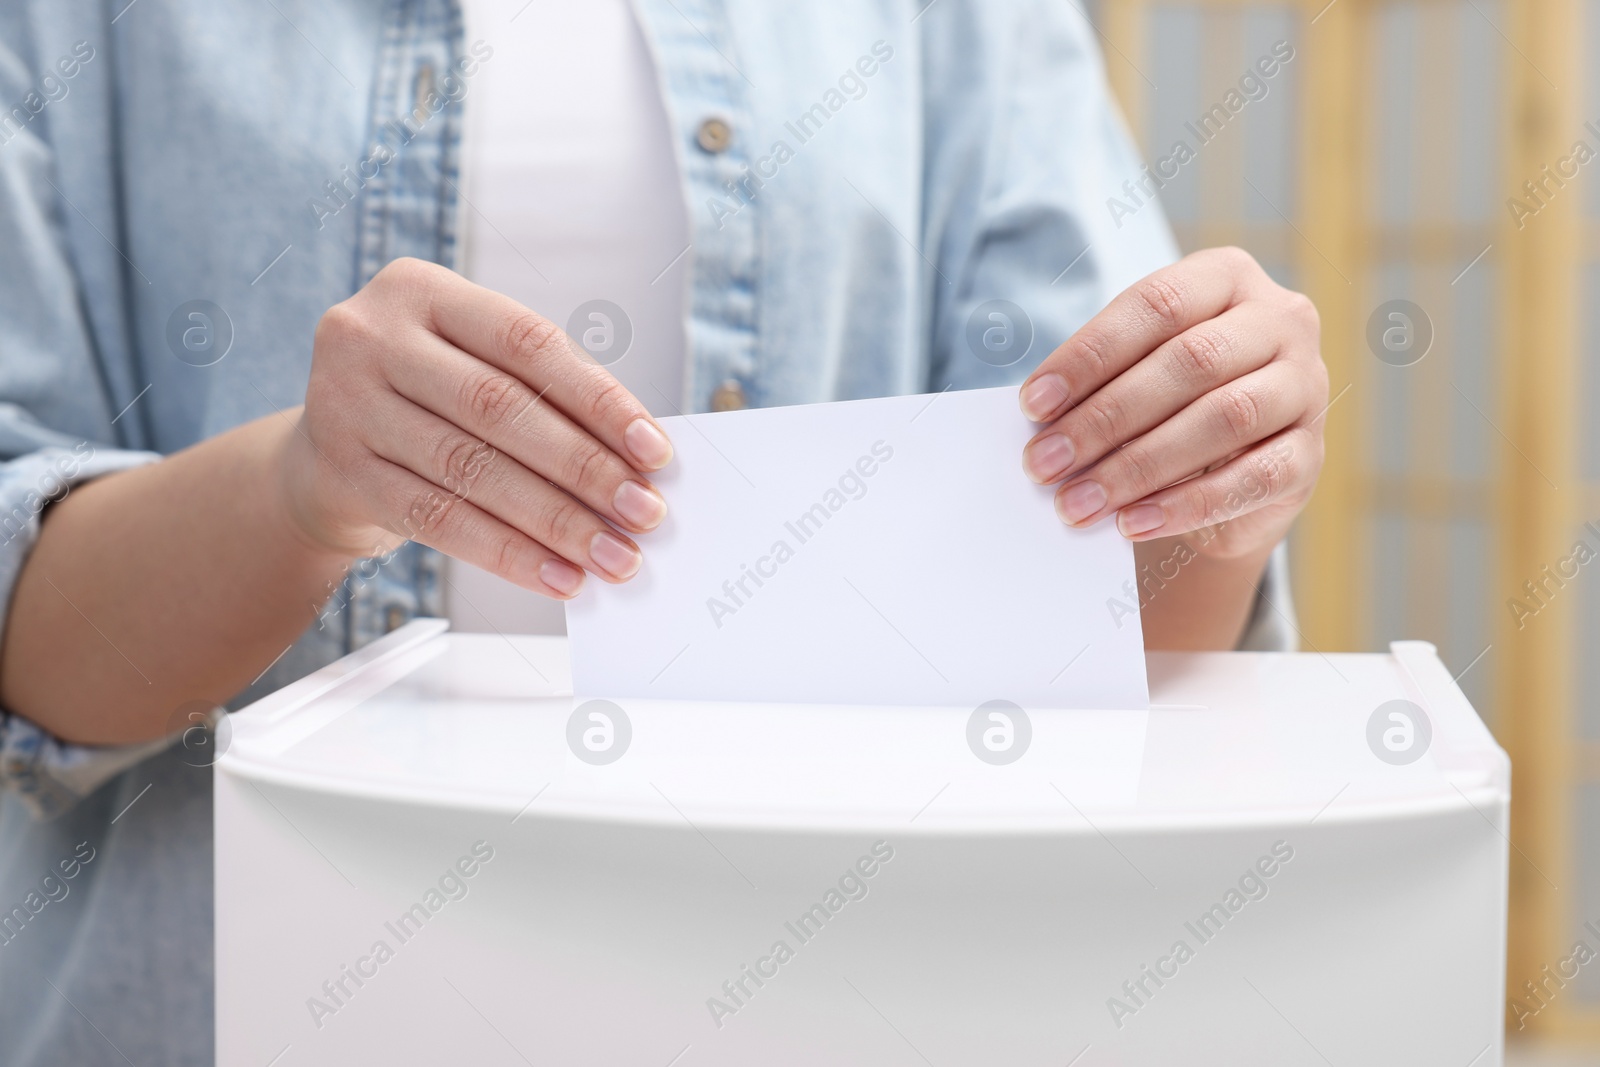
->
<box><xmin>1019</xmin><ymin>245</ymin><xmax>1328</xmax><ymax>561</ymax></box>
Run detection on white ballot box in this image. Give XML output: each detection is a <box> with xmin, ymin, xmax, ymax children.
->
<box><xmin>216</xmin><ymin>621</ymin><xmax>1509</xmax><ymax>1066</ymax></box>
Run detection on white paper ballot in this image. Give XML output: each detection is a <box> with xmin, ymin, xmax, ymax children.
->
<box><xmin>565</xmin><ymin>386</ymin><xmax>1149</xmax><ymax>710</ymax></box>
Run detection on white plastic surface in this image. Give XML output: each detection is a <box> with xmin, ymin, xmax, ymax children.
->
<box><xmin>216</xmin><ymin>624</ymin><xmax>1510</xmax><ymax>1066</ymax></box>
<box><xmin>223</xmin><ymin>624</ymin><xmax>1504</xmax><ymax>829</ymax></box>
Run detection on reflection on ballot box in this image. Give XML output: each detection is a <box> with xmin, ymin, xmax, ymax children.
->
<box><xmin>216</xmin><ymin>621</ymin><xmax>1508</xmax><ymax>1066</ymax></box>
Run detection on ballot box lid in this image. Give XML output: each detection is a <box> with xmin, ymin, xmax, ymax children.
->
<box><xmin>219</xmin><ymin>621</ymin><xmax>1507</xmax><ymax>833</ymax></box>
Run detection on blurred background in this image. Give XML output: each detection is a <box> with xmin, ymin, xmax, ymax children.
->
<box><xmin>1085</xmin><ymin>0</ymin><xmax>1591</xmax><ymax>1056</ymax></box>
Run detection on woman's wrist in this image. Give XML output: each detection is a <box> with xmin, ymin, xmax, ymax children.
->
<box><xmin>1134</xmin><ymin>531</ymin><xmax>1277</xmax><ymax>650</ymax></box>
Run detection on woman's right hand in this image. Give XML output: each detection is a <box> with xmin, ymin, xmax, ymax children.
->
<box><xmin>278</xmin><ymin>257</ymin><xmax>673</xmax><ymax>600</ymax></box>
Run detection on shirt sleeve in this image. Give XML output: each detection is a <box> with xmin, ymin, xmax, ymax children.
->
<box><xmin>0</xmin><ymin>450</ymin><xmax>173</xmax><ymax>820</ymax></box>
<box><xmin>0</xmin><ymin>23</ymin><xmax>175</xmax><ymax>819</ymax></box>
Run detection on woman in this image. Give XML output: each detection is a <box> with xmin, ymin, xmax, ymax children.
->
<box><xmin>0</xmin><ymin>0</ymin><xmax>1324</xmax><ymax>1062</ymax></box>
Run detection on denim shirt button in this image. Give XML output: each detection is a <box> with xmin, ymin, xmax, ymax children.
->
<box><xmin>695</xmin><ymin>117</ymin><xmax>733</xmax><ymax>153</ymax></box>
<box><xmin>383</xmin><ymin>604</ymin><xmax>408</xmax><ymax>633</ymax></box>
<box><xmin>710</xmin><ymin>379</ymin><xmax>747</xmax><ymax>411</ymax></box>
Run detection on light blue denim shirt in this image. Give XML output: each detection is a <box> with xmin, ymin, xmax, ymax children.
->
<box><xmin>0</xmin><ymin>1</ymin><xmax>1292</xmax><ymax>1062</ymax></box>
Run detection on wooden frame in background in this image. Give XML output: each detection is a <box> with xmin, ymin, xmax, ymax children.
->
<box><xmin>1099</xmin><ymin>0</ymin><xmax>1588</xmax><ymax>1042</ymax></box>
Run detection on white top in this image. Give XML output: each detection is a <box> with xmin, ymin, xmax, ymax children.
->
<box><xmin>456</xmin><ymin>0</ymin><xmax>691</xmax><ymax>415</ymax></box>
<box><xmin>225</xmin><ymin>624</ymin><xmax>1508</xmax><ymax>833</ymax></box>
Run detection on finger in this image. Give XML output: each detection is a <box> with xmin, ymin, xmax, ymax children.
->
<box><xmin>400</xmin><ymin>260</ymin><xmax>674</xmax><ymax>472</ymax></box>
<box><xmin>1022</xmin><ymin>301</ymin><xmax>1282</xmax><ymax>485</ymax></box>
<box><xmin>362</xmin><ymin>455</ymin><xmax>587</xmax><ymax>600</ymax></box>
<box><xmin>366</xmin><ymin>395</ymin><xmax>645</xmax><ymax>583</ymax></box>
<box><xmin>384</xmin><ymin>332</ymin><xmax>667</xmax><ymax>534</ymax></box>
<box><xmin>1019</xmin><ymin>247</ymin><xmax>1260</xmax><ymax>423</ymax></box>
<box><xmin>1052</xmin><ymin>363</ymin><xmax>1311</xmax><ymax>530</ymax></box>
<box><xmin>1105</xmin><ymin>426</ymin><xmax>1317</xmax><ymax>541</ymax></box>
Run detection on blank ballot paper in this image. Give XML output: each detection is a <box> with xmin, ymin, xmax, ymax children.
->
<box><xmin>564</xmin><ymin>386</ymin><xmax>1149</xmax><ymax>710</ymax></box>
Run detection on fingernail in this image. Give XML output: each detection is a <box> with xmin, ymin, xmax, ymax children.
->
<box><xmin>624</xmin><ymin>418</ymin><xmax>673</xmax><ymax>470</ymax></box>
<box><xmin>539</xmin><ymin>559</ymin><xmax>585</xmax><ymax>597</ymax></box>
<box><xmin>1020</xmin><ymin>374</ymin><xmax>1069</xmax><ymax>421</ymax></box>
<box><xmin>1117</xmin><ymin>503</ymin><xmax>1165</xmax><ymax>537</ymax></box>
<box><xmin>590</xmin><ymin>529</ymin><xmax>642</xmax><ymax>580</ymax></box>
<box><xmin>1056</xmin><ymin>480</ymin><xmax>1107</xmax><ymax>525</ymax></box>
<box><xmin>613</xmin><ymin>480</ymin><xmax>667</xmax><ymax>530</ymax></box>
<box><xmin>1023</xmin><ymin>434</ymin><xmax>1075</xmax><ymax>484</ymax></box>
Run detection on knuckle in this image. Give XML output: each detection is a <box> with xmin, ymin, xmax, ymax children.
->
<box><xmin>1214</xmin><ymin>245</ymin><xmax>1257</xmax><ymax>276</ymax></box>
<box><xmin>542</xmin><ymin>497</ymin><xmax>588</xmax><ymax>548</ymax></box>
<box><xmin>462</xmin><ymin>369</ymin><xmax>527</xmax><ymax>430</ymax></box>
<box><xmin>1193</xmin><ymin>478</ymin><xmax>1234</xmax><ymax>528</ymax></box>
<box><xmin>1302</xmin><ymin>351</ymin><xmax>1331</xmax><ymax>401</ymax></box>
<box><xmin>1077</xmin><ymin>391</ymin><xmax>1126</xmax><ymax>449</ymax></box>
<box><xmin>403</xmin><ymin>485</ymin><xmax>457</xmax><ymax>540</ymax></box>
<box><xmin>376</xmin><ymin>256</ymin><xmax>433</xmax><ymax>288</ymax></box>
<box><xmin>578</xmin><ymin>374</ymin><xmax>631</xmax><ymax>429</ymax></box>
<box><xmin>1170</xmin><ymin>329</ymin><xmax>1231</xmax><ymax>387</ymax></box>
<box><xmin>1279</xmin><ymin>431</ymin><xmax>1319</xmax><ymax>490</ymax></box>
<box><xmin>434</xmin><ymin>433</ymin><xmax>491</xmax><ymax>494</ymax></box>
<box><xmin>1068</xmin><ymin>328</ymin><xmax>1117</xmax><ymax>383</ymax></box>
<box><xmin>1136</xmin><ymin>275</ymin><xmax>1188</xmax><ymax>333</ymax></box>
<box><xmin>1285</xmin><ymin>290</ymin><xmax>1320</xmax><ymax>334</ymax></box>
<box><xmin>1164</xmin><ymin>484</ymin><xmax>1208</xmax><ymax>530</ymax></box>
<box><xmin>1214</xmin><ymin>387</ymin><xmax>1263</xmax><ymax>443</ymax></box>
<box><xmin>314</xmin><ymin>300</ymin><xmax>370</xmax><ymax>351</ymax></box>
<box><xmin>1250</xmin><ymin>445</ymin><xmax>1291</xmax><ymax>498</ymax></box>
<box><xmin>490</xmin><ymin>532</ymin><xmax>528</xmax><ymax>578</ymax></box>
<box><xmin>497</xmin><ymin>310</ymin><xmax>564</xmax><ymax>368</ymax></box>
<box><xmin>1115</xmin><ymin>442</ymin><xmax>1165</xmax><ymax>494</ymax></box>
<box><xmin>563</xmin><ymin>442</ymin><xmax>613</xmax><ymax>497</ymax></box>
